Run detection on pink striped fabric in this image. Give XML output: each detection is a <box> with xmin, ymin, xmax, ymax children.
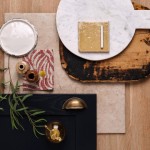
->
<box><xmin>22</xmin><ymin>49</ymin><xmax>54</xmax><ymax>91</ymax></box>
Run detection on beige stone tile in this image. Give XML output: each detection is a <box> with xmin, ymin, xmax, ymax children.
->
<box><xmin>4</xmin><ymin>13</ymin><xmax>125</xmax><ymax>133</ymax></box>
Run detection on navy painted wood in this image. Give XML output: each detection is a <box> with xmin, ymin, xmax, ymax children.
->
<box><xmin>0</xmin><ymin>94</ymin><xmax>96</xmax><ymax>150</ymax></box>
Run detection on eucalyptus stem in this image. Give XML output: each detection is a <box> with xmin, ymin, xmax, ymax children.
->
<box><xmin>0</xmin><ymin>56</ymin><xmax>47</xmax><ymax>138</ymax></box>
<box><xmin>18</xmin><ymin>96</ymin><xmax>46</xmax><ymax>137</ymax></box>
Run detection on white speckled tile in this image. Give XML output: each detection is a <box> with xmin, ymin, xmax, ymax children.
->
<box><xmin>4</xmin><ymin>13</ymin><xmax>125</xmax><ymax>133</ymax></box>
<box><xmin>56</xmin><ymin>0</ymin><xmax>150</xmax><ymax>61</ymax></box>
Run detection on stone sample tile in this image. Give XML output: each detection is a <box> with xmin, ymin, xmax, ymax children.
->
<box><xmin>4</xmin><ymin>13</ymin><xmax>125</xmax><ymax>133</ymax></box>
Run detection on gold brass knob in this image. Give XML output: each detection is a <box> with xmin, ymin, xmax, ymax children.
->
<box><xmin>16</xmin><ymin>61</ymin><xmax>30</xmax><ymax>74</ymax></box>
<box><xmin>45</xmin><ymin>121</ymin><xmax>65</xmax><ymax>143</ymax></box>
<box><xmin>25</xmin><ymin>70</ymin><xmax>39</xmax><ymax>83</ymax></box>
<box><xmin>62</xmin><ymin>97</ymin><xmax>87</xmax><ymax>110</ymax></box>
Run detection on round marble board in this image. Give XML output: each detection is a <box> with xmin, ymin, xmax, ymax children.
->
<box><xmin>56</xmin><ymin>0</ymin><xmax>150</xmax><ymax>61</ymax></box>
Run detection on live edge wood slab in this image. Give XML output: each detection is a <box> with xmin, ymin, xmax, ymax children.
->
<box><xmin>60</xmin><ymin>2</ymin><xmax>150</xmax><ymax>82</ymax></box>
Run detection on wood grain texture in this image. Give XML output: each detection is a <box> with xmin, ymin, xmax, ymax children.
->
<box><xmin>0</xmin><ymin>0</ymin><xmax>150</xmax><ymax>150</ymax></box>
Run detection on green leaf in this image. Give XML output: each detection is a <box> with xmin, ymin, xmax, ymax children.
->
<box><xmin>10</xmin><ymin>109</ymin><xmax>18</xmax><ymax>130</ymax></box>
<box><xmin>8</xmin><ymin>96</ymin><xmax>14</xmax><ymax>111</ymax></box>
<box><xmin>10</xmin><ymin>81</ymin><xmax>20</xmax><ymax>94</ymax></box>
<box><xmin>11</xmin><ymin>109</ymin><xmax>24</xmax><ymax>130</ymax></box>
<box><xmin>21</xmin><ymin>94</ymin><xmax>32</xmax><ymax>102</ymax></box>
<box><xmin>30</xmin><ymin>111</ymin><xmax>45</xmax><ymax>116</ymax></box>
<box><xmin>13</xmin><ymin>93</ymin><xmax>16</xmax><ymax>99</ymax></box>
<box><xmin>29</xmin><ymin>109</ymin><xmax>41</xmax><ymax>113</ymax></box>
<box><xmin>34</xmin><ymin>127</ymin><xmax>45</xmax><ymax>137</ymax></box>
<box><xmin>34</xmin><ymin>119</ymin><xmax>47</xmax><ymax>123</ymax></box>
<box><xmin>10</xmin><ymin>82</ymin><xmax>15</xmax><ymax>92</ymax></box>
<box><xmin>16</xmin><ymin>111</ymin><xmax>23</xmax><ymax>119</ymax></box>
<box><xmin>14</xmin><ymin>81</ymin><xmax>19</xmax><ymax>93</ymax></box>
<box><xmin>0</xmin><ymin>95</ymin><xmax>7</xmax><ymax>102</ymax></box>
<box><xmin>17</xmin><ymin>107</ymin><xmax>28</xmax><ymax>112</ymax></box>
<box><xmin>13</xmin><ymin>101</ymin><xmax>18</xmax><ymax>110</ymax></box>
<box><xmin>0</xmin><ymin>94</ymin><xmax>7</xmax><ymax>98</ymax></box>
<box><xmin>33</xmin><ymin>127</ymin><xmax>38</xmax><ymax>138</ymax></box>
<box><xmin>35</xmin><ymin>129</ymin><xmax>45</xmax><ymax>136</ymax></box>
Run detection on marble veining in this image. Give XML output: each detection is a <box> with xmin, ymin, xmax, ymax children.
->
<box><xmin>56</xmin><ymin>0</ymin><xmax>150</xmax><ymax>61</ymax></box>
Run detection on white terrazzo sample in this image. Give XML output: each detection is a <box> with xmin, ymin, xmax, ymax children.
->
<box><xmin>56</xmin><ymin>0</ymin><xmax>150</xmax><ymax>61</ymax></box>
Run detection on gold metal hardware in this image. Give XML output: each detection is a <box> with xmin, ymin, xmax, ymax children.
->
<box><xmin>45</xmin><ymin>121</ymin><xmax>65</xmax><ymax>143</ymax></box>
<box><xmin>62</xmin><ymin>97</ymin><xmax>87</xmax><ymax>110</ymax></box>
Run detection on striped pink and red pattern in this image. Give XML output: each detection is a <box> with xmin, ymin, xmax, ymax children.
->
<box><xmin>22</xmin><ymin>49</ymin><xmax>54</xmax><ymax>91</ymax></box>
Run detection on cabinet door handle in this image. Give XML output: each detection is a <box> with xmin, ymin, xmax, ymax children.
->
<box><xmin>62</xmin><ymin>97</ymin><xmax>87</xmax><ymax>110</ymax></box>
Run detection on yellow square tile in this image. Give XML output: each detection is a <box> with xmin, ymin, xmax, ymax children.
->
<box><xmin>78</xmin><ymin>22</ymin><xmax>109</xmax><ymax>53</ymax></box>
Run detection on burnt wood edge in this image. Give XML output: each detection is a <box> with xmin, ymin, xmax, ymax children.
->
<box><xmin>59</xmin><ymin>3</ymin><xmax>150</xmax><ymax>83</ymax></box>
<box><xmin>59</xmin><ymin>42</ymin><xmax>150</xmax><ymax>83</ymax></box>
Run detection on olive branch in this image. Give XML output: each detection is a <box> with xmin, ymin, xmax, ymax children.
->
<box><xmin>0</xmin><ymin>59</ymin><xmax>47</xmax><ymax>138</ymax></box>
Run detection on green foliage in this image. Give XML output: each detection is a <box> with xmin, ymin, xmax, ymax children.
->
<box><xmin>0</xmin><ymin>68</ymin><xmax>47</xmax><ymax>138</ymax></box>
